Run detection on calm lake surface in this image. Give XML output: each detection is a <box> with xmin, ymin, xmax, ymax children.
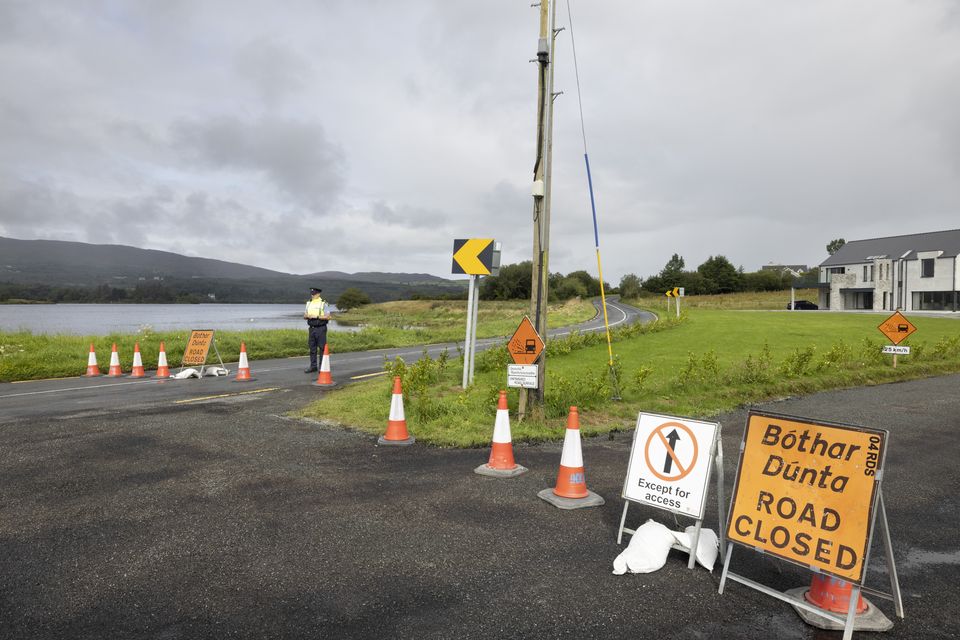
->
<box><xmin>0</xmin><ymin>304</ymin><xmax>349</xmax><ymax>335</ymax></box>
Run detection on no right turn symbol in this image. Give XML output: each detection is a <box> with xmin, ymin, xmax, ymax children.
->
<box><xmin>644</xmin><ymin>421</ymin><xmax>699</xmax><ymax>482</ymax></box>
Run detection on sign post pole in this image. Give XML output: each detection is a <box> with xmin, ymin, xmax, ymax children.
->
<box><xmin>468</xmin><ymin>276</ymin><xmax>480</xmax><ymax>385</ymax></box>
<box><xmin>462</xmin><ymin>275</ymin><xmax>476</xmax><ymax>388</ymax></box>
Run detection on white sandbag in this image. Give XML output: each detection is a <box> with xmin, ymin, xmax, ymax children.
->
<box><xmin>684</xmin><ymin>526</ymin><xmax>719</xmax><ymax>572</ymax></box>
<box><xmin>171</xmin><ymin>368</ymin><xmax>200</xmax><ymax>379</ymax></box>
<box><xmin>203</xmin><ymin>366</ymin><xmax>230</xmax><ymax>376</ymax></box>
<box><xmin>612</xmin><ymin>519</ymin><xmax>675</xmax><ymax>575</ymax></box>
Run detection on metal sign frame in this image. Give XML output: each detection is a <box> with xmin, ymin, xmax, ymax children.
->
<box><xmin>617</xmin><ymin>412</ymin><xmax>726</xmax><ymax>570</ymax></box>
<box><xmin>718</xmin><ymin>410</ymin><xmax>903</xmax><ymax>640</ymax></box>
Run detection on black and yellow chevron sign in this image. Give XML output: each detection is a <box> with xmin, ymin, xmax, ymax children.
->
<box><xmin>665</xmin><ymin>287</ymin><xmax>680</xmax><ymax>297</ymax></box>
<box><xmin>452</xmin><ymin>238</ymin><xmax>494</xmax><ymax>275</ymax></box>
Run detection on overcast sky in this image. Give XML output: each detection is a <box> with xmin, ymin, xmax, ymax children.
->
<box><xmin>2</xmin><ymin>1</ymin><xmax>958</xmax><ymax>282</ymax></box>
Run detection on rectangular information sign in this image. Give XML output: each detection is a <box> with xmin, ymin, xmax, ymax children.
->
<box><xmin>507</xmin><ymin>364</ymin><xmax>538</xmax><ymax>389</ymax></box>
<box><xmin>881</xmin><ymin>345</ymin><xmax>910</xmax><ymax>355</ymax></box>
<box><xmin>182</xmin><ymin>329</ymin><xmax>215</xmax><ymax>366</ymax></box>
<box><xmin>726</xmin><ymin>411</ymin><xmax>887</xmax><ymax>584</ymax></box>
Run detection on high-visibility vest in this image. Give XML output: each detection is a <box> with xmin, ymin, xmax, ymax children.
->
<box><xmin>305</xmin><ymin>297</ymin><xmax>326</xmax><ymax>318</ymax></box>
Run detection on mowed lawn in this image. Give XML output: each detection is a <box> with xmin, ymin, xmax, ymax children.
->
<box><xmin>300</xmin><ymin>308</ymin><xmax>960</xmax><ymax>447</ymax></box>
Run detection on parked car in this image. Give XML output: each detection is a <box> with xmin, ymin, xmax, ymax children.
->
<box><xmin>786</xmin><ymin>300</ymin><xmax>819</xmax><ymax>310</ymax></box>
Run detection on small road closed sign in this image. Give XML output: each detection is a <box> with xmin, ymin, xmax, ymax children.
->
<box><xmin>726</xmin><ymin>410</ymin><xmax>887</xmax><ymax>584</ymax></box>
<box><xmin>622</xmin><ymin>413</ymin><xmax>719</xmax><ymax>518</ymax></box>
<box><xmin>182</xmin><ymin>329</ymin><xmax>215</xmax><ymax>366</ymax></box>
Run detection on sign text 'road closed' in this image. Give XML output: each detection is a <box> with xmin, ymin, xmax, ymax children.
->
<box><xmin>727</xmin><ymin>411</ymin><xmax>886</xmax><ymax>584</ymax></box>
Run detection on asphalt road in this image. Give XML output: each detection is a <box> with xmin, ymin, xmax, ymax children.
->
<box><xmin>0</xmin><ymin>297</ymin><xmax>649</xmax><ymax>421</ymax></box>
<box><xmin>1</xmin><ymin>303</ymin><xmax>958</xmax><ymax>639</ymax></box>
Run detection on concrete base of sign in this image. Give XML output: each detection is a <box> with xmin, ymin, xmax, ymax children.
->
<box><xmin>537</xmin><ymin>488</ymin><xmax>605</xmax><ymax>510</ymax></box>
<box><xmin>785</xmin><ymin>587</ymin><xmax>893</xmax><ymax>633</ymax></box>
<box><xmin>377</xmin><ymin>435</ymin><xmax>415</xmax><ymax>447</ymax></box>
<box><xmin>474</xmin><ymin>463</ymin><xmax>528</xmax><ymax>478</ymax></box>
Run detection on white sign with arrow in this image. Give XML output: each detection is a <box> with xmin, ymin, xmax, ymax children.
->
<box><xmin>618</xmin><ymin>412</ymin><xmax>725</xmax><ymax>569</ymax></box>
<box><xmin>622</xmin><ymin>413</ymin><xmax>718</xmax><ymax>518</ymax></box>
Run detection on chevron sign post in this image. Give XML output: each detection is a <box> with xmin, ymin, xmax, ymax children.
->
<box><xmin>453</xmin><ymin>238</ymin><xmax>499</xmax><ymax>388</ymax></box>
<box><xmin>665</xmin><ymin>287</ymin><xmax>684</xmax><ymax>317</ymax></box>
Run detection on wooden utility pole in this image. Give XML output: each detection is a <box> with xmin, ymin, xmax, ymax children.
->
<box><xmin>520</xmin><ymin>0</ymin><xmax>557</xmax><ymax>420</ymax></box>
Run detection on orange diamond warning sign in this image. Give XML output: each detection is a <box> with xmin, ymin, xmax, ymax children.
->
<box><xmin>878</xmin><ymin>311</ymin><xmax>916</xmax><ymax>345</ymax></box>
<box><xmin>508</xmin><ymin>316</ymin><xmax>544</xmax><ymax>365</ymax></box>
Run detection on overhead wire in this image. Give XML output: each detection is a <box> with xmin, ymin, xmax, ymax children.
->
<box><xmin>565</xmin><ymin>0</ymin><xmax>620</xmax><ymax>399</ymax></box>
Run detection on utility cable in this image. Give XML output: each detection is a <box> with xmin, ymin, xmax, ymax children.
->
<box><xmin>565</xmin><ymin>0</ymin><xmax>620</xmax><ymax>399</ymax></box>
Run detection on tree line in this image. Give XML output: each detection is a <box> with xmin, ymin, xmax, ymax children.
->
<box><xmin>619</xmin><ymin>254</ymin><xmax>817</xmax><ymax>298</ymax></box>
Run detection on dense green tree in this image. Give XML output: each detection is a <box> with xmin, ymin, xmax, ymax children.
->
<box><xmin>479</xmin><ymin>261</ymin><xmax>533</xmax><ymax>300</ymax></box>
<box><xmin>826</xmin><ymin>238</ymin><xmax>846</xmax><ymax>255</ymax></box>
<box><xmin>618</xmin><ymin>273</ymin><xmax>642</xmax><ymax>299</ymax></box>
<box><xmin>336</xmin><ymin>287</ymin><xmax>372</xmax><ymax>311</ymax></box>
<box><xmin>697</xmin><ymin>255</ymin><xmax>743</xmax><ymax>293</ymax></box>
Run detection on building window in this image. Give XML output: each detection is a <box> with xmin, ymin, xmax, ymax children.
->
<box><xmin>870</xmin><ymin>265</ymin><xmax>875</xmax><ymax>282</ymax></box>
<box><xmin>921</xmin><ymin>258</ymin><xmax>935</xmax><ymax>278</ymax></box>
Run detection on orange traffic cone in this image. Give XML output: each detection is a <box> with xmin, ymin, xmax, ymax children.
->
<box><xmin>85</xmin><ymin>343</ymin><xmax>100</xmax><ymax>376</ymax></box>
<box><xmin>155</xmin><ymin>341</ymin><xmax>170</xmax><ymax>378</ymax></box>
<box><xmin>233</xmin><ymin>342</ymin><xmax>255</xmax><ymax>382</ymax></box>
<box><xmin>313</xmin><ymin>344</ymin><xmax>334</xmax><ymax>386</ymax></box>
<box><xmin>538</xmin><ymin>406</ymin><xmax>604</xmax><ymax>509</ymax></box>
<box><xmin>130</xmin><ymin>342</ymin><xmax>146</xmax><ymax>378</ymax></box>
<box><xmin>475</xmin><ymin>390</ymin><xmax>527</xmax><ymax>477</ymax></box>
<box><xmin>787</xmin><ymin>574</ymin><xmax>892</xmax><ymax>632</ymax></box>
<box><xmin>107</xmin><ymin>343</ymin><xmax>123</xmax><ymax>377</ymax></box>
<box><xmin>378</xmin><ymin>376</ymin><xmax>414</xmax><ymax>446</ymax></box>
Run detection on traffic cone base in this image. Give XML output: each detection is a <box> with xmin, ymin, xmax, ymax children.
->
<box><xmin>540</xmin><ymin>406</ymin><xmax>604</xmax><ymax>509</ymax></box>
<box><xmin>475</xmin><ymin>461</ymin><xmax>528</xmax><ymax>478</ymax></box>
<box><xmin>313</xmin><ymin>344</ymin><xmax>333</xmax><ymax>386</ymax></box>
<box><xmin>786</xmin><ymin>581</ymin><xmax>893</xmax><ymax>633</ymax></box>
<box><xmin>538</xmin><ymin>487</ymin><xmax>605</xmax><ymax>510</ymax></box>
<box><xmin>379</xmin><ymin>377</ymin><xmax>414</xmax><ymax>446</ymax></box>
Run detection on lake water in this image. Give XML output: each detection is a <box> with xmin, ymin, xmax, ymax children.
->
<box><xmin>0</xmin><ymin>304</ymin><xmax>351</xmax><ymax>335</ymax></box>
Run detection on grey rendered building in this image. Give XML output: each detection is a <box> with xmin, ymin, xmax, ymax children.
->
<box><xmin>818</xmin><ymin>229</ymin><xmax>960</xmax><ymax>312</ymax></box>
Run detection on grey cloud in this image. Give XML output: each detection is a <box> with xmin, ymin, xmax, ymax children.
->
<box><xmin>233</xmin><ymin>39</ymin><xmax>312</xmax><ymax>107</ymax></box>
<box><xmin>171</xmin><ymin>116</ymin><xmax>346</xmax><ymax>212</ymax></box>
<box><xmin>370</xmin><ymin>201</ymin><xmax>448</xmax><ymax>230</ymax></box>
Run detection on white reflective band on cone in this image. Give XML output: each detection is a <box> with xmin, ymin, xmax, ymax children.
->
<box><xmin>389</xmin><ymin>394</ymin><xmax>405</xmax><ymax>421</ymax></box>
<box><xmin>492</xmin><ymin>409</ymin><xmax>512</xmax><ymax>444</ymax></box>
<box><xmin>559</xmin><ymin>427</ymin><xmax>583</xmax><ymax>468</ymax></box>
<box><xmin>238</xmin><ymin>351</ymin><xmax>249</xmax><ymax>368</ymax></box>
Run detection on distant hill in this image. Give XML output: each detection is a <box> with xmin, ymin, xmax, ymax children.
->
<box><xmin>0</xmin><ymin>236</ymin><xmax>465</xmax><ymax>303</ymax></box>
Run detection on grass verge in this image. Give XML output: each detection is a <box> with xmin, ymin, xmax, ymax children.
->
<box><xmin>0</xmin><ymin>298</ymin><xmax>596</xmax><ymax>382</ymax></box>
<box><xmin>296</xmin><ymin>308</ymin><xmax>960</xmax><ymax>447</ymax></box>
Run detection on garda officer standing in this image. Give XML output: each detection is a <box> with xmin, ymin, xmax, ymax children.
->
<box><xmin>303</xmin><ymin>287</ymin><xmax>331</xmax><ymax>373</ymax></box>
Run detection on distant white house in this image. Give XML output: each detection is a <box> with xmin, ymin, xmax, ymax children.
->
<box><xmin>818</xmin><ymin>229</ymin><xmax>960</xmax><ymax>312</ymax></box>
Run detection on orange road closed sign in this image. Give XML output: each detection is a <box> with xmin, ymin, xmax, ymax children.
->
<box><xmin>878</xmin><ymin>310</ymin><xmax>916</xmax><ymax>345</ymax></box>
<box><xmin>182</xmin><ymin>329</ymin><xmax>215</xmax><ymax>366</ymax></box>
<box><xmin>726</xmin><ymin>411</ymin><xmax>887</xmax><ymax>584</ymax></box>
<box><xmin>508</xmin><ymin>316</ymin><xmax>544</xmax><ymax>365</ymax></box>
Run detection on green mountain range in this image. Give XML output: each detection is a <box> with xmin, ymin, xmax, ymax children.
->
<box><xmin>0</xmin><ymin>236</ymin><xmax>466</xmax><ymax>303</ymax></box>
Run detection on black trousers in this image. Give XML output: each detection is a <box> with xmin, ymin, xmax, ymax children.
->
<box><xmin>308</xmin><ymin>324</ymin><xmax>328</xmax><ymax>369</ymax></box>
